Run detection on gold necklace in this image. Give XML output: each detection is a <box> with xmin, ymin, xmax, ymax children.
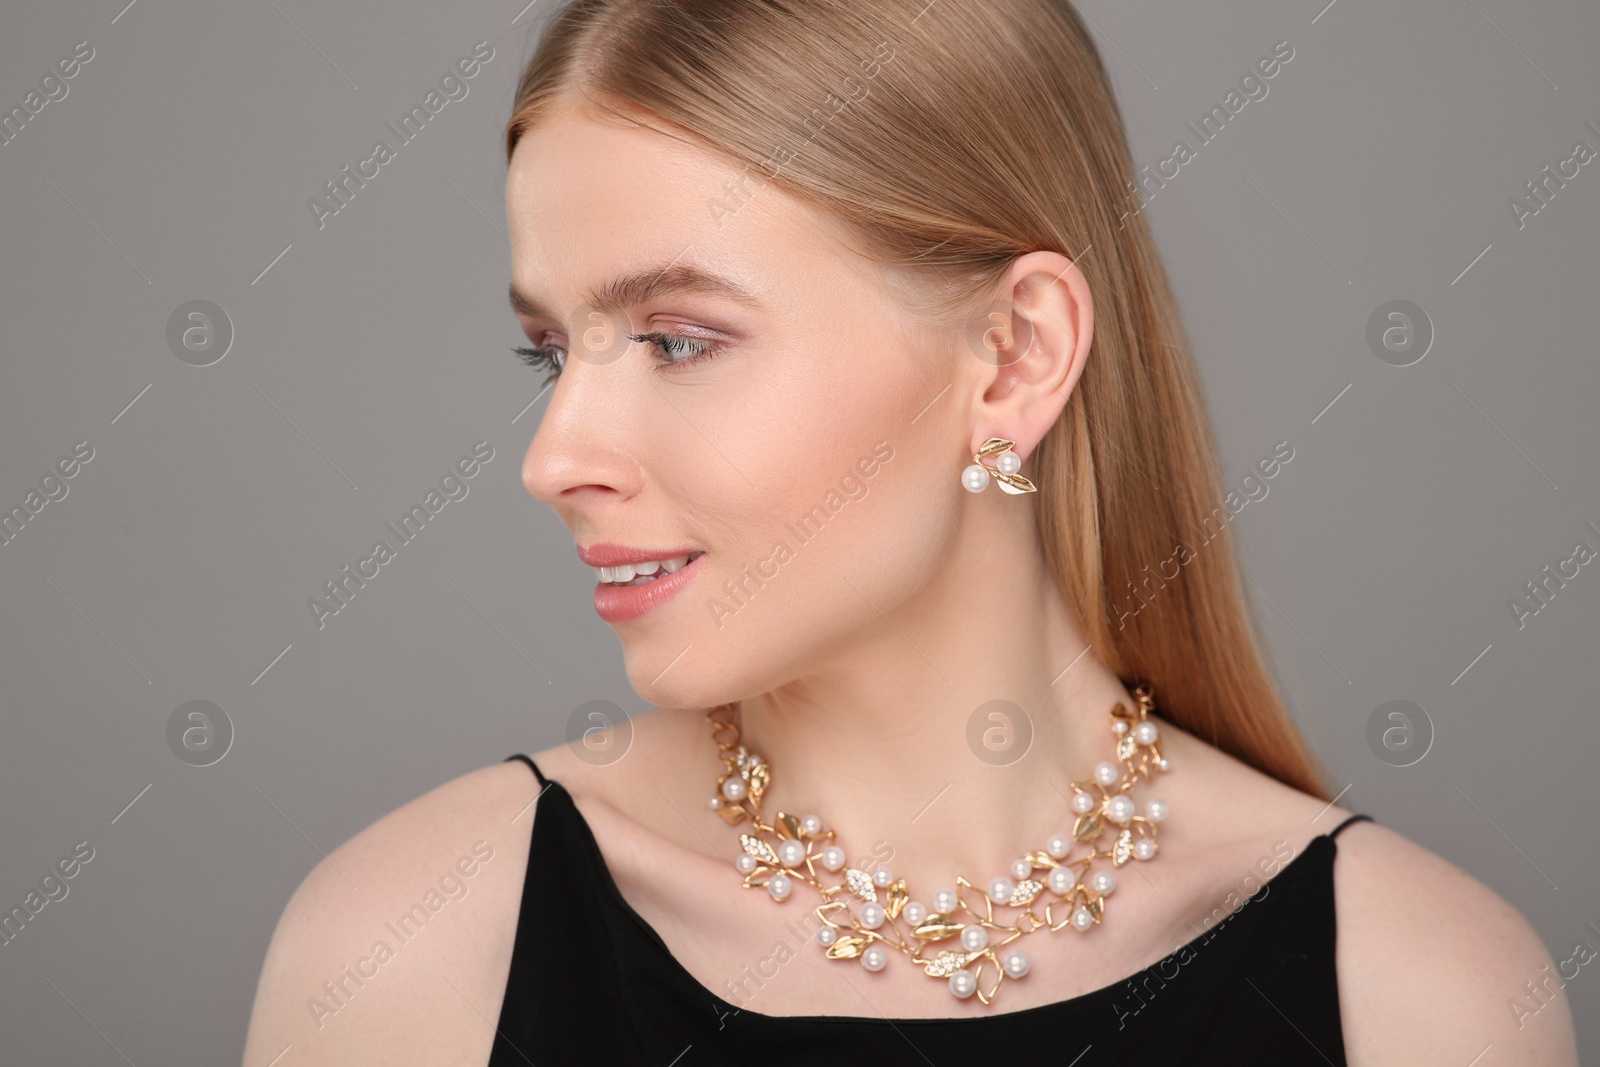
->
<box><xmin>706</xmin><ymin>686</ymin><xmax>1171</xmax><ymax>1006</ymax></box>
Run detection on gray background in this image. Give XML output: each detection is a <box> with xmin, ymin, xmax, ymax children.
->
<box><xmin>2</xmin><ymin>0</ymin><xmax>1596</xmax><ymax>1063</ymax></box>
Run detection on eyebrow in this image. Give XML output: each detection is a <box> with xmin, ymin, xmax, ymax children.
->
<box><xmin>508</xmin><ymin>262</ymin><xmax>763</xmax><ymax>321</ymax></box>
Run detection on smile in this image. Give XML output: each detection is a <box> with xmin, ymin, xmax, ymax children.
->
<box><xmin>595</xmin><ymin>551</ymin><xmax>706</xmax><ymax>587</ymax></box>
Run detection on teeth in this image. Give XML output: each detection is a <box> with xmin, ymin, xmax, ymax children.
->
<box><xmin>595</xmin><ymin>552</ymin><xmax>701</xmax><ymax>585</ymax></box>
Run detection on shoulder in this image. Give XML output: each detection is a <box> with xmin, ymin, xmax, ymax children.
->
<box><xmin>1329</xmin><ymin>819</ymin><xmax>1578</xmax><ymax>1065</ymax></box>
<box><xmin>1153</xmin><ymin>722</ymin><xmax>1576</xmax><ymax>1063</ymax></box>
<box><xmin>241</xmin><ymin>757</ymin><xmax>543</xmax><ymax>1067</ymax></box>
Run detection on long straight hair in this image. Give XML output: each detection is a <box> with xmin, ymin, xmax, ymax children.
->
<box><xmin>505</xmin><ymin>0</ymin><xmax>1331</xmax><ymax>799</ymax></box>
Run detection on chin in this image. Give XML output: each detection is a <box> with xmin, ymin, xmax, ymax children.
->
<box><xmin>614</xmin><ymin>615</ymin><xmax>770</xmax><ymax>713</ymax></box>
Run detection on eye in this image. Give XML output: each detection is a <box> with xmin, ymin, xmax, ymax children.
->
<box><xmin>629</xmin><ymin>331</ymin><xmax>721</xmax><ymax>371</ymax></box>
<box><xmin>511</xmin><ymin>343</ymin><xmax>564</xmax><ymax>390</ymax></box>
<box><xmin>511</xmin><ymin>331</ymin><xmax>721</xmax><ymax>386</ymax></box>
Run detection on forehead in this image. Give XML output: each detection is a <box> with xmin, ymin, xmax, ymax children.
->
<box><xmin>505</xmin><ymin>99</ymin><xmax>866</xmax><ymax>315</ymax></box>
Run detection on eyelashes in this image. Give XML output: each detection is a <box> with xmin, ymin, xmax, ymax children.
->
<box><xmin>511</xmin><ymin>331</ymin><xmax>720</xmax><ymax>388</ymax></box>
<box><xmin>512</xmin><ymin>342</ymin><xmax>564</xmax><ymax>390</ymax></box>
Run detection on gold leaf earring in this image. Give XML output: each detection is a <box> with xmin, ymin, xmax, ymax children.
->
<box><xmin>961</xmin><ymin>437</ymin><xmax>1038</xmax><ymax>495</ymax></box>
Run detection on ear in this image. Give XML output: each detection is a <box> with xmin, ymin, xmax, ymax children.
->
<box><xmin>963</xmin><ymin>249</ymin><xmax>1093</xmax><ymax>461</ymax></box>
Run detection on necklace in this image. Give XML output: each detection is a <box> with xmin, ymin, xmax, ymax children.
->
<box><xmin>705</xmin><ymin>685</ymin><xmax>1171</xmax><ymax>1006</ymax></box>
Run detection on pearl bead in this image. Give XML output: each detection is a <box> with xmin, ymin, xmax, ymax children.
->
<box><xmin>778</xmin><ymin>839</ymin><xmax>807</xmax><ymax>868</ymax></box>
<box><xmin>861</xmin><ymin>944</ymin><xmax>888</xmax><ymax>971</ymax></box>
<box><xmin>816</xmin><ymin>926</ymin><xmax>838</xmax><ymax>946</ymax></box>
<box><xmin>1146</xmin><ymin>798</ymin><xmax>1168</xmax><ymax>822</ymax></box>
<box><xmin>995</xmin><ymin>449</ymin><xmax>1022</xmax><ymax>475</ymax></box>
<box><xmin>873</xmin><ymin>866</ymin><xmax>894</xmax><ymax>888</ymax></box>
<box><xmin>1010</xmin><ymin>858</ymin><xmax>1033</xmax><ymax>881</ymax></box>
<box><xmin>859</xmin><ymin>903</ymin><xmax>886</xmax><ymax>929</ymax></box>
<box><xmin>1046</xmin><ymin>833</ymin><xmax>1072</xmax><ymax>859</ymax></box>
<box><xmin>1112</xmin><ymin>720</ymin><xmax>1128</xmax><ymax>734</ymax></box>
<box><xmin>903</xmin><ymin>902</ymin><xmax>928</xmax><ymax>925</ymax></box>
<box><xmin>820</xmin><ymin>846</ymin><xmax>846</xmax><ymax>872</ymax></box>
<box><xmin>961</xmin><ymin>463</ymin><xmax>991</xmax><ymax>492</ymax></box>
<box><xmin>1090</xmin><ymin>870</ymin><xmax>1116</xmax><ymax>895</ymax></box>
<box><xmin>800</xmin><ymin>814</ymin><xmax>823</xmax><ymax>836</ymax></box>
<box><xmin>767</xmin><ymin>874</ymin><xmax>792</xmax><ymax>901</ymax></box>
<box><xmin>1001</xmin><ymin>948</ymin><xmax>1030</xmax><ymax>978</ymax></box>
<box><xmin>1093</xmin><ymin>761</ymin><xmax>1120</xmax><ymax>787</ymax></box>
<box><xmin>1133</xmin><ymin>720</ymin><xmax>1160</xmax><ymax>746</ymax></box>
<box><xmin>1158</xmin><ymin>757</ymin><xmax>1172</xmax><ymax>772</ymax></box>
<box><xmin>1133</xmin><ymin>839</ymin><xmax>1157</xmax><ymax>861</ymax></box>
<box><xmin>709</xmin><ymin>796</ymin><xmax>722</xmax><ymax>809</ymax></box>
<box><xmin>721</xmin><ymin>777</ymin><xmax>748</xmax><ymax>801</ymax></box>
<box><xmin>1046</xmin><ymin>867</ymin><xmax>1074</xmax><ymax>895</ymax></box>
<box><xmin>1070</xmin><ymin>906</ymin><xmax>1094</xmax><ymax>931</ymax></box>
<box><xmin>1105</xmin><ymin>794</ymin><xmax>1135</xmax><ymax>824</ymax></box>
<box><xmin>1071</xmin><ymin>792</ymin><xmax>1096</xmax><ymax>814</ymax></box>
<box><xmin>735</xmin><ymin>853</ymin><xmax>758</xmax><ymax>874</ymax></box>
<box><xmin>987</xmin><ymin>876</ymin><xmax>1014</xmax><ymax>905</ymax></box>
<box><xmin>960</xmin><ymin>924</ymin><xmax>989</xmax><ymax>951</ymax></box>
<box><xmin>932</xmin><ymin>888</ymin><xmax>958</xmax><ymax>914</ymax></box>
<box><xmin>949</xmin><ymin>969</ymin><xmax>978</xmax><ymax>999</ymax></box>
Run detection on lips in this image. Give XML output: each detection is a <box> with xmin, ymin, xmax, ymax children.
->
<box><xmin>580</xmin><ymin>542</ymin><xmax>707</xmax><ymax>623</ymax></box>
<box><xmin>577</xmin><ymin>542</ymin><xmax>701</xmax><ymax>567</ymax></box>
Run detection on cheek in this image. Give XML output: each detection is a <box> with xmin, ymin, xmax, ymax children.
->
<box><xmin>692</xmin><ymin>370</ymin><xmax>952</xmax><ymax>630</ymax></box>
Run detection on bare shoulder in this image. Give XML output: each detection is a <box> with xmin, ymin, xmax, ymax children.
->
<box><xmin>1330</xmin><ymin>819</ymin><xmax>1578</xmax><ymax>1066</ymax></box>
<box><xmin>1154</xmin><ymin>720</ymin><xmax>1576</xmax><ymax>1063</ymax></box>
<box><xmin>528</xmin><ymin>703</ymin><xmax>717</xmax><ymax>818</ymax></box>
<box><xmin>241</xmin><ymin>757</ymin><xmax>543</xmax><ymax>1067</ymax></box>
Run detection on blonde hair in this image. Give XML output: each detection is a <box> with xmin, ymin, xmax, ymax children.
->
<box><xmin>505</xmin><ymin>0</ymin><xmax>1331</xmax><ymax>798</ymax></box>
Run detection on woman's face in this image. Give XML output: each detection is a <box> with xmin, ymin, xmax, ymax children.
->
<box><xmin>508</xmin><ymin>97</ymin><xmax>963</xmax><ymax>705</ymax></box>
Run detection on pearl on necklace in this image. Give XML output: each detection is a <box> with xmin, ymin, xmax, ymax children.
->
<box><xmin>949</xmin><ymin>969</ymin><xmax>978</xmax><ymax>998</ymax></box>
<box><xmin>705</xmin><ymin>685</ymin><xmax>1170</xmax><ymax>1008</ymax></box>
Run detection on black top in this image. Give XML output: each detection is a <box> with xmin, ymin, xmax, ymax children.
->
<box><xmin>490</xmin><ymin>753</ymin><xmax>1372</xmax><ymax>1065</ymax></box>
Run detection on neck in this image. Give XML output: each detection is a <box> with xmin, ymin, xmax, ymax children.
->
<box><xmin>729</xmin><ymin>509</ymin><xmax>1141</xmax><ymax>897</ymax></box>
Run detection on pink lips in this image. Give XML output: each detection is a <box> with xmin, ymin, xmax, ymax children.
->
<box><xmin>579</xmin><ymin>543</ymin><xmax>706</xmax><ymax>623</ymax></box>
<box><xmin>577</xmin><ymin>542</ymin><xmax>700</xmax><ymax>567</ymax></box>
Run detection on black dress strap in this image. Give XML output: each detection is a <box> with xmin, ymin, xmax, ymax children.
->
<box><xmin>1328</xmin><ymin>813</ymin><xmax>1373</xmax><ymax>839</ymax></box>
<box><xmin>504</xmin><ymin>753</ymin><xmax>548</xmax><ymax>787</ymax></box>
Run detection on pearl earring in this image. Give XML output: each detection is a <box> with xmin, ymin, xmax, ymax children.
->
<box><xmin>961</xmin><ymin>437</ymin><xmax>1038</xmax><ymax>495</ymax></box>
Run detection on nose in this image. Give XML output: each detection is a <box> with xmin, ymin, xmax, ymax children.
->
<box><xmin>519</xmin><ymin>367</ymin><xmax>645</xmax><ymax>513</ymax></box>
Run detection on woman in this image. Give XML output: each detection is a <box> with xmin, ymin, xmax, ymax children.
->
<box><xmin>243</xmin><ymin>0</ymin><xmax>1577</xmax><ymax>1063</ymax></box>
